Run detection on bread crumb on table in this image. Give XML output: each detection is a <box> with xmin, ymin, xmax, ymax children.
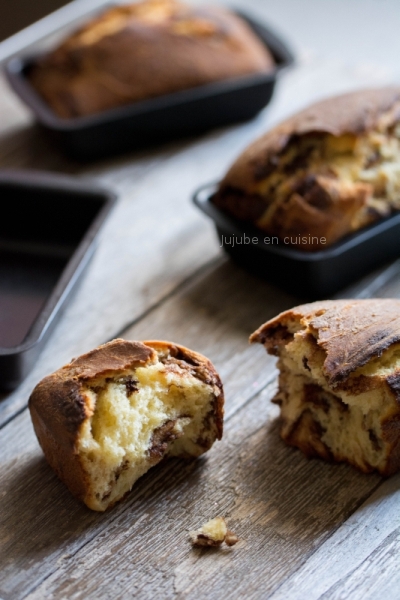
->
<box><xmin>190</xmin><ymin>517</ymin><xmax>239</xmax><ymax>548</ymax></box>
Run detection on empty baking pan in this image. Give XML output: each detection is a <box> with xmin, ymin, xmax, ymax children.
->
<box><xmin>0</xmin><ymin>171</ymin><xmax>116</xmax><ymax>391</ymax></box>
<box><xmin>4</xmin><ymin>12</ymin><xmax>294</xmax><ymax>161</ymax></box>
<box><xmin>193</xmin><ymin>183</ymin><xmax>400</xmax><ymax>298</ymax></box>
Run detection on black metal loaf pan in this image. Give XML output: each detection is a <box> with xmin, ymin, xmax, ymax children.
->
<box><xmin>193</xmin><ymin>183</ymin><xmax>400</xmax><ymax>299</ymax></box>
<box><xmin>4</xmin><ymin>12</ymin><xmax>294</xmax><ymax>161</ymax></box>
<box><xmin>0</xmin><ymin>171</ymin><xmax>116</xmax><ymax>391</ymax></box>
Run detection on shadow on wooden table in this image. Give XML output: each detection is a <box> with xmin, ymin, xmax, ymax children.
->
<box><xmin>0</xmin><ymin>122</ymin><xmax>79</xmax><ymax>172</ymax></box>
<box><xmin>1</xmin><ymin>455</ymin><xmax>97</xmax><ymax>553</ymax></box>
<box><xmin>0</xmin><ymin>449</ymin><xmax>206</xmax><ymax>561</ymax></box>
<box><xmin>231</xmin><ymin>417</ymin><xmax>382</xmax><ymax>540</ymax></box>
<box><xmin>1</xmin><ymin>408</ymin><xmax>385</xmax><ymax>599</ymax></box>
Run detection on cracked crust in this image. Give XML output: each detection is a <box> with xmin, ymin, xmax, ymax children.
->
<box><xmin>251</xmin><ymin>299</ymin><xmax>400</xmax><ymax>475</ymax></box>
<box><xmin>214</xmin><ymin>88</ymin><xmax>400</xmax><ymax>250</ymax></box>
<box><xmin>251</xmin><ymin>299</ymin><xmax>400</xmax><ymax>387</ymax></box>
<box><xmin>29</xmin><ymin>0</ymin><xmax>274</xmax><ymax>118</ymax></box>
<box><xmin>29</xmin><ymin>339</ymin><xmax>224</xmax><ymax>510</ymax></box>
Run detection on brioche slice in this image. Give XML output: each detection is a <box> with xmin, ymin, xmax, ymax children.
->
<box><xmin>251</xmin><ymin>299</ymin><xmax>400</xmax><ymax>475</ymax></box>
<box><xmin>29</xmin><ymin>339</ymin><xmax>224</xmax><ymax>511</ymax></box>
<box><xmin>214</xmin><ymin>88</ymin><xmax>400</xmax><ymax>250</ymax></box>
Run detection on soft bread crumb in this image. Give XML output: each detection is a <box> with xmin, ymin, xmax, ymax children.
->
<box><xmin>250</xmin><ymin>299</ymin><xmax>400</xmax><ymax>475</ymax></box>
<box><xmin>28</xmin><ymin>339</ymin><xmax>224</xmax><ymax>512</ymax></box>
<box><xmin>190</xmin><ymin>517</ymin><xmax>238</xmax><ymax>547</ymax></box>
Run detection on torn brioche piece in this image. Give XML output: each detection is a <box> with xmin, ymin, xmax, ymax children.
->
<box><xmin>214</xmin><ymin>88</ymin><xmax>400</xmax><ymax>250</ymax></box>
<box><xmin>29</xmin><ymin>339</ymin><xmax>224</xmax><ymax>511</ymax></box>
<box><xmin>251</xmin><ymin>299</ymin><xmax>400</xmax><ymax>475</ymax></box>
<box><xmin>190</xmin><ymin>517</ymin><xmax>238</xmax><ymax>547</ymax></box>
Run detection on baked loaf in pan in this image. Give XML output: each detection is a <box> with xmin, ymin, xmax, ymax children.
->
<box><xmin>29</xmin><ymin>339</ymin><xmax>224</xmax><ymax>511</ymax></box>
<box><xmin>251</xmin><ymin>299</ymin><xmax>400</xmax><ymax>475</ymax></box>
<box><xmin>214</xmin><ymin>88</ymin><xmax>400</xmax><ymax>250</ymax></box>
<box><xmin>29</xmin><ymin>0</ymin><xmax>274</xmax><ymax>118</ymax></box>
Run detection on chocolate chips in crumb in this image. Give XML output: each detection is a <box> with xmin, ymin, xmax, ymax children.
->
<box><xmin>251</xmin><ymin>299</ymin><xmax>400</xmax><ymax>475</ymax></box>
<box><xmin>124</xmin><ymin>377</ymin><xmax>139</xmax><ymax>396</ymax></box>
<box><xmin>29</xmin><ymin>339</ymin><xmax>224</xmax><ymax>511</ymax></box>
<box><xmin>148</xmin><ymin>420</ymin><xmax>180</xmax><ymax>460</ymax></box>
<box><xmin>190</xmin><ymin>517</ymin><xmax>239</xmax><ymax>548</ymax></box>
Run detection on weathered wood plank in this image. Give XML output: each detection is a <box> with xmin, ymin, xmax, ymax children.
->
<box><xmin>267</xmin><ymin>473</ymin><xmax>400</xmax><ymax>600</ymax></box>
<box><xmin>0</xmin><ymin>381</ymin><xmax>381</xmax><ymax>600</ymax></box>
<box><xmin>1</xmin><ymin>249</ymin><xmax>399</xmax><ymax>599</ymax></box>
<box><xmin>0</xmin><ymin>256</ymin><xmax>298</xmax><ymax>598</ymax></box>
<box><xmin>325</xmin><ymin>527</ymin><xmax>400</xmax><ymax>600</ymax></box>
<box><xmin>18</xmin><ymin>383</ymin><xmax>381</xmax><ymax>600</ymax></box>
<box><xmin>262</xmin><ymin>267</ymin><xmax>400</xmax><ymax>600</ymax></box>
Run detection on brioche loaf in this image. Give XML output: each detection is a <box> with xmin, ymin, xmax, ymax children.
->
<box><xmin>214</xmin><ymin>88</ymin><xmax>400</xmax><ymax>250</ymax></box>
<box><xmin>251</xmin><ymin>299</ymin><xmax>400</xmax><ymax>475</ymax></box>
<box><xmin>29</xmin><ymin>339</ymin><xmax>224</xmax><ymax>510</ymax></box>
<box><xmin>29</xmin><ymin>0</ymin><xmax>274</xmax><ymax>118</ymax></box>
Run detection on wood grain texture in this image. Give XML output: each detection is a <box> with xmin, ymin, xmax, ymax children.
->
<box><xmin>266</xmin><ymin>266</ymin><xmax>400</xmax><ymax>600</ymax></box>
<box><xmin>0</xmin><ymin>383</ymin><xmax>381</xmax><ymax>600</ymax></box>
<box><xmin>0</xmin><ymin>258</ymin><xmax>297</xmax><ymax>598</ymax></box>
<box><xmin>1</xmin><ymin>0</ymin><xmax>400</xmax><ymax>598</ymax></box>
<box><xmin>268</xmin><ymin>473</ymin><xmax>400</xmax><ymax>600</ymax></box>
<box><xmin>0</xmin><ymin>256</ymin><xmax>399</xmax><ymax>600</ymax></box>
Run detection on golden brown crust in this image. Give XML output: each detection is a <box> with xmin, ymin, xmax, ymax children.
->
<box><xmin>64</xmin><ymin>339</ymin><xmax>155</xmax><ymax>381</ymax></box>
<box><xmin>29</xmin><ymin>0</ymin><xmax>274</xmax><ymax>118</ymax></box>
<box><xmin>29</xmin><ymin>338</ymin><xmax>224</xmax><ymax>507</ymax></box>
<box><xmin>251</xmin><ymin>298</ymin><xmax>400</xmax><ymax>476</ymax></box>
<box><xmin>250</xmin><ymin>299</ymin><xmax>400</xmax><ymax>387</ymax></box>
<box><xmin>29</xmin><ymin>339</ymin><xmax>155</xmax><ymax>438</ymax></box>
<box><xmin>28</xmin><ymin>339</ymin><xmax>156</xmax><ymax>505</ymax></box>
<box><xmin>214</xmin><ymin>88</ymin><xmax>400</xmax><ymax>250</ymax></box>
<box><xmin>220</xmin><ymin>88</ymin><xmax>400</xmax><ymax>191</ymax></box>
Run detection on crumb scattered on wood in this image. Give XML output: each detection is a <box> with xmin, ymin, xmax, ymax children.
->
<box><xmin>224</xmin><ymin>530</ymin><xmax>239</xmax><ymax>546</ymax></box>
<box><xmin>190</xmin><ymin>517</ymin><xmax>239</xmax><ymax>548</ymax></box>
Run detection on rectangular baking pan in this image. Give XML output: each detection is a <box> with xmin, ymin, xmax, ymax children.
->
<box><xmin>0</xmin><ymin>171</ymin><xmax>116</xmax><ymax>391</ymax></box>
<box><xmin>193</xmin><ymin>183</ymin><xmax>400</xmax><ymax>299</ymax></box>
<box><xmin>4</xmin><ymin>11</ymin><xmax>294</xmax><ymax>161</ymax></box>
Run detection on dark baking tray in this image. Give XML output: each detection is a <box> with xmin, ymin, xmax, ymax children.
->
<box><xmin>0</xmin><ymin>171</ymin><xmax>116</xmax><ymax>391</ymax></box>
<box><xmin>4</xmin><ymin>11</ymin><xmax>294</xmax><ymax>161</ymax></box>
<box><xmin>193</xmin><ymin>183</ymin><xmax>400</xmax><ymax>299</ymax></box>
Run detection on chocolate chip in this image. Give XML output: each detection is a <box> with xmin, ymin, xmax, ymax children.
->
<box><xmin>125</xmin><ymin>377</ymin><xmax>139</xmax><ymax>397</ymax></box>
<box><xmin>148</xmin><ymin>420</ymin><xmax>180</xmax><ymax>460</ymax></box>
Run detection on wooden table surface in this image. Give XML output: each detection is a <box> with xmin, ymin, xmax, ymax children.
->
<box><xmin>1</xmin><ymin>1</ymin><xmax>400</xmax><ymax>598</ymax></box>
